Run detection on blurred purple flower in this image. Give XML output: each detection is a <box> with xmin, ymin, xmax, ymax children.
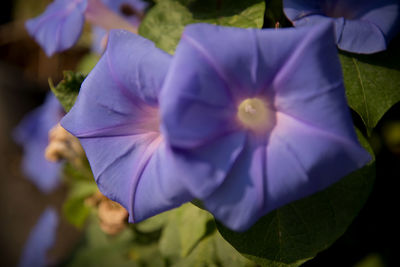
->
<box><xmin>26</xmin><ymin>0</ymin><xmax>147</xmax><ymax>56</ymax></box>
<box><xmin>61</xmin><ymin>30</ymin><xmax>193</xmax><ymax>224</ymax></box>
<box><xmin>283</xmin><ymin>0</ymin><xmax>400</xmax><ymax>54</ymax></box>
<box><xmin>19</xmin><ymin>208</ymin><xmax>58</xmax><ymax>267</ymax></box>
<box><xmin>160</xmin><ymin>22</ymin><xmax>371</xmax><ymax>230</ymax></box>
<box><xmin>91</xmin><ymin>0</ymin><xmax>149</xmax><ymax>54</ymax></box>
<box><xmin>26</xmin><ymin>0</ymin><xmax>88</xmax><ymax>56</ymax></box>
<box><xmin>14</xmin><ymin>94</ymin><xmax>64</xmax><ymax>193</ymax></box>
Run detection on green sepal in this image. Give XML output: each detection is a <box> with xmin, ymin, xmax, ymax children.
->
<box><xmin>49</xmin><ymin>71</ymin><xmax>86</xmax><ymax>112</ymax></box>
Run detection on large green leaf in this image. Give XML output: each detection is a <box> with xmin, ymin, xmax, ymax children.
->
<box><xmin>135</xmin><ymin>211</ymin><xmax>169</xmax><ymax>233</ymax></box>
<box><xmin>159</xmin><ymin>203</ymin><xmax>255</xmax><ymax>267</ymax></box>
<box><xmin>66</xmin><ymin>218</ymin><xmax>139</xmax><ymax>267</ymax></box>
<box><xmin>217</xmin><ymin>130</ymin><xmax>375</xmax><ymax>267</ymax></box>
<box><xmin>159</xmin><ymin>203</ymin><xmax>213</xmax><ymax>258</ymax></box>
<box><xmin>139</xmin><ymin>0</ymin><xmax>265</xmax><ymax>54</ymax></box>
<box><xmin>340</xmin><ymin>36</ymin><xmax>400</xmax><ymax>135</ymax></box>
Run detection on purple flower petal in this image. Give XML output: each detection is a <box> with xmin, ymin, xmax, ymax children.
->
<box><xmin>264</xmin><ymin>112</ymin><xmax>370</xmax><ymax>213</ymax></box>
<box><xmin>271</xmin><ymin>21</ymin><xmax>359</xmax><ymax>143</ymax></box>
<box><xmin>161</xmin><ymin>22</ymin><xmax>371</xmax><ymax>231</ymax></box>
<box><xmin>283</xmin><ymin>0</ymin><xmax>400</xmax><ymax>53</ymax></box>
<box><xmin>25</xmin><ymin>0</ymin><xmax>87</xmax><ymax>56</ymax></box>
<box><xmin>133</xmin><ymin>142</ymin><xmax>193</xmax><ymax>221</ymax></box>
<box><xmin>203</xmin><ymin>137</ymin><xmax>266</xmax><ymax>231</ymax></box>
<box><xmin>14</xmin><ymin>94</ymin><xmax>63</xmax><ymax>193</ymax></box>
<box><xmin>18</xmin><ymin>208</ymin><xmax>58</xmax><ymax>267</ymax></box>
<box><xmin>62</xmin><ymin>30</ymin><xmax>192</xmax><ymax>222</ymax></box>
<box><xmin>167</xmin><ymin>132</ymin><xmax>246</xmax><ymax>199</ymax></box>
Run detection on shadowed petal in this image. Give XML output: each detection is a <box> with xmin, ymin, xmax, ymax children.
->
<box><xmin>283</xmin><ymin>0</ymin><xmax>400</xmax><ymax>53</ymax></box>
<box><xmin>336</xmin><ymin>18</ymin><xmax>387</xmax><ymax>54</ymax></box>
<box><xmin>25</xmin><ymin>0</ymin><xmax>87</xmax><ymax>56</ymax></box>
<box><xmin>169</xmin><ymin>131</ymin><xmax>246</xmax><ymax>199</ymax></box>
<box><xmin>263</xmin><ymin>112</ymin><xmax>371</xmax><ymax>213</ymax></box>
<box><xmin>19</xmin><ymin>208</ymin><xmax>58</xmax><ymax>267</ymax></box>
<box><xmin>360</xmin><ymin>1</ymin><xmax>400</xmax><ymax>42</ymax></box>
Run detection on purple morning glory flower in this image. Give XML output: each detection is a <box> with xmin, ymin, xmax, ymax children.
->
<box><xmin>283</xmin><ymin>0</ymin><xmax>400</xmax><ymax>54</ymax></box>
<box><xmin>19</xmin><ymin>208</ymin><xmax>58</xmax><ymax>267</ymax></box>
<box><xmin>14</xmin><ymin>94</ymin><xmax>64</xmax><ymax>193</ymax></box>
<box><xmin>61</xmin><ymin>30</ymin><xmax>193</xmax><ymax>224</ymax></box>
<box><xmin>160</xmin><ymin>22</ymin><xmax>371</xmax><ymax>231</ymax></box>
<box><xmin>26</xmin><ymin>0</ymin><xmax>146</xmax><ymax>56</ymax></box>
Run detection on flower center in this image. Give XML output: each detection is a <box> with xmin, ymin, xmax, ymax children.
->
<box><xmin>237</xmin><ymin>98</ymin><xmax>271</xmax><ymax>132</ymax></box>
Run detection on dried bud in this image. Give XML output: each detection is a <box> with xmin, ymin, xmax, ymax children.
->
<box><xmin>45</xmin><ymin>123</ymin><xmax>84</xmax><ymax>165</ymax></box>
<box><xmin>84</xmin><ymin>191</ymin><xmax>106</xmax><ymax>207</ymax></box>
<box><xmin>98</xmin><ymin>199</ymin><xmax>128</xmax><ymax>235</ymax></box>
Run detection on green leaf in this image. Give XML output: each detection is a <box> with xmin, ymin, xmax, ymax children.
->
<box><xmin>217</xmin><ymin>130</ymin><xmax>376</xmax><ymax>267</ymax></box>
<box><xmin>66</xmin><ymin>218</ymin><xmax>138</xmax><ymax>267</ymax></box>
<box><xmin>135</xmin><ymin>212</ymin><xmax>169</xmax><ymax>233</ymax></box>
<box><xmin>63</xmin><ymin>180</ymin><xmax>98</xmax><ymax>228</ymax></box>
<box><xmin>159</xmin><ymin>203</ymin><xmax>213</xmax><ymax>258</ymax></box>
<box><xmin>340</xmin><ymin>37</ymin><xmax>400</xmax><ymax>135</ymax></box>
<box><xmin>214</xmin><ymin>231</ymin><xmax>257</xmax><ymax>267</ymax></box>
<box><xmin>128</xmin><ymin>243</ymin><xmax>166</xmax><ymax>267</ymax></box>
<box><xmin>49</xmin><ymin>71</ymin><xmax>85</xmax><ymax>112</ymax></box>
<box><xmin>139</xmin><ymin>0</ymin><xmax>265</xmax><ymax>54</ymax></box>
<box><xmin>159</xmin><ymin>204</ymin><xmax>254</xmax><ymax>267</ymax></box>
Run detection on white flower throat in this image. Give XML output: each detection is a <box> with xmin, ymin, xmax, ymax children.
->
<box><xmin>237</xmin><ymin>98</ymin><xmax>271</xmax><ymax>132</ymax></box>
